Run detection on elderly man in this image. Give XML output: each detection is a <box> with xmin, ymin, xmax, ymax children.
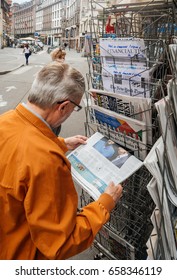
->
<box><xmin>0</xmin><ymin>61</ymin><xmax>122</xmax><ymax>260</ymax></box>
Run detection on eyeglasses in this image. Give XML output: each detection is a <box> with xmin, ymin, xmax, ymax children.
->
<box><xmin>57</xmin><ymin>99</ymin><xmax>82</xmax><ymax>112</ymax></box>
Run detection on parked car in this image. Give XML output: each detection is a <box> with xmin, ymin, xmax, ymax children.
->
<box><xmin>17</xmin><ymin>40</ymin><xmax>27</xmax><ymax>48</ymax></box>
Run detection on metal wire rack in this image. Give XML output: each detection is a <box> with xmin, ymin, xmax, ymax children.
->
<box><xmin>79</xmin><ymin>0</ymin><xmax>177</xmax><ymax>259</ymax></box>
<box><xmin>80</xmin><ymin>165</ymin><xmax>155</xmax><ymax>260</ymax></box>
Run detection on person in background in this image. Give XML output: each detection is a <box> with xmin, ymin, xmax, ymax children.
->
<box><xmin>23</xmin><ymin>43</ymin><xmax>31</xmax><ymax>65</ymax></box>
<box><xmin>50</xmin><ymin>47</ymin><xmax>66</xmax><ymax>136</ymax></box>
<box><xmin>50</xmin><ymin>47</ymin><xmax>66</xmax><ymax>63</ymax></box>
<box><xmin>0</xmin><ymin>61</ymin><xmax>123</xmax><ymax>260</ymax></box>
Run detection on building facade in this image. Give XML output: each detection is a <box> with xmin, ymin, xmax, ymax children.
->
<box><xmin>35</xmin><ymin>0</ymin><xmax>62</xmax><ymax>45</ymax></box>
<box><xmin>11</xmin><ymin>0</ymin><xmax>36</xmax><ymax>39</ymax></box>
<box><xmin>10</xmin><ymin>0</ymin><xmax>110</xmax><ymax>49</ymax></box>
<box><xmin>0</xmin><ymin>0</ymin><xmax>12</xmax><ymax>48</ymax></box>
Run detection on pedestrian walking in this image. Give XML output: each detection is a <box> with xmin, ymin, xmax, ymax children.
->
<box><xmin>23</xmin><ymin>43</ymin><xmax>31</xmax><ymax>65</ymax></box>
<box><xmin>0</xmin><ymin>61</ymin><xmax>123</xmax><ymax>260</ymax></box>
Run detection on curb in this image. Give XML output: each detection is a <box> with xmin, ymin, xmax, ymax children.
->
<box><xmin>0</xmin><ymin>63</ymin><xmax>24</xmax><ymax>75</ymax></box>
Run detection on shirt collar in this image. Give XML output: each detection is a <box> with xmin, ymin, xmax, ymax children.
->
<box><xmin>22</xmin><ymin>102</ymin><xmax>51</xmax><ymax>130</ymax></box>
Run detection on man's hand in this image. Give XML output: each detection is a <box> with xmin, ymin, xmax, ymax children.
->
<box><xmin>104</xmin><ymin>182</ymin><xmax>123</xmax><ymax>204</ymax></box>
<box><xmin>64</xmin><ymin>135</ymin><xmax>88</xmax><ymax>150</ymax></box>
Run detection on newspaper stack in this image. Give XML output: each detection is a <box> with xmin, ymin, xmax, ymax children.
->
<box><xmin>88</xmin><ymin>88</ymin><xmax>153</xmax><ymax>160</ymax></box>
<box><xmin>144</xmin><ymin>137</ymin><xmax>177</xmax><ymax>259</ymax></box>
<box><xmin>144</xmin><ymin>76</ymin><xmax>177</xmax><ymax>258</ymax></box>
<box><xmin>87</xmin><ymin>37</ymin><xmax>156</xmax><ymax>161</ymax></box>
<box><xmin>168</xmin><ymin>44</ymin><xmax>177</xmax><ymax>75</ymax></box>
<box><xmin>99</xmin><ymin>37</ymin><xmax>150</xmax><ymax>98</ymax></box>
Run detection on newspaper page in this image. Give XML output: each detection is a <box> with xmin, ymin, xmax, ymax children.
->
<box><xmin>146</xmin><ymin>207</ymin><xmax>161</xmax><ymax>260</ymax></box>
<box><xmin>102</xmin><ymin>64</ymin><xmax>150</xmax><ymax>97</ymax></box>
<box><xmin>99</xmin><ymin>37</ymin><xmax>147</xmax><ymax>64</ymax></box>
<box><xmin>146</xmin><ymin>208</ymin><xmax>163</xmax><ymax>260</ymax></box>
<box><xmin>144</xmin><ymin>137</ymin><xmax>177</xmax><ymax>259</ymax></box>
<box><xmin>168</xmin><ymin>79</ymin><xmax>177</xmax><ymax>125</ymax></box>
<box><xmin>155</xmin><ymin>97</ymin><xmax>177</xmax><ymax>202</ymax></box>
<box><xmin>89</xmin><ymin>88</ymin><xmax>152</xmax><ymax>144</ymax></box>
<box><xmin>168</xmin><ymin>44</ymin><xmax>177</xmax><ymax>73</ymax></box>
<box><xmin>67</xmin><ymin>132</ymin><xmax>143</xmax><ymax>200</ymax></box>
<box><xmin>90</xmin><ymin>105</ymin><xmax>147</xmax><ymax>160</ymax></box>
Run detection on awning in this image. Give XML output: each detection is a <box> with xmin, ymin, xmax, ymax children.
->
<box><xmin>20</xmin><ymin>37</ymin><xmax>35</xmax><ymax>41</ymax></box>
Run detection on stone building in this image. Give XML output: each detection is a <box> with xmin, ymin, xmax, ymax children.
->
<box><xmin>0</xmin><ymin>0</ymin><xmax>12</xmax><ymax>48</ymax></box>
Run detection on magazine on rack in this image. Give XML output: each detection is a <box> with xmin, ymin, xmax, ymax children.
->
<box><xmin>89</xmin><ymin>88</ymin><xmax>152</xmax><ymax>144</ymax></box>
<box><xmin>67</xmin><ymin>132</ymin><xmax>143</xmax><ymax>200</ymax></box>
<box><xmin>90</xmin><ymin>105</ymin><xmax>147</xmax><ymax>160</ymax></box>
<box><xmin>102</xmin><ymin>64</ymin><xmax>150</xmax><ymax>97</ymax></box>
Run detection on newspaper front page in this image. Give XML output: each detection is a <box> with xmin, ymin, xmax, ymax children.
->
<box><xmin>67</xmin><ymin>132</ymin><xmax>143</xmax><ymax>200</ymax></box>
<box><xmin>102</xmin><ymin>64</ymin><xmax>150</xmax><ymax>97</ymax></box>
<box><xmin>99</xmin><ymin>38</ymin><xmax>146</xmax><ymax>62</ymax></box>
<box><xmin>90</xmin><ymin>105</ymin><xmax>147</xmax><ymax>160</ymax></box>
<box><xmin>89</xmin><ymin>88</ymin><xmax>152</xmax><ymax>144</ymax></box>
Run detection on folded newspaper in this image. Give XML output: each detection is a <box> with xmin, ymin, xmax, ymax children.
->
<box><xmin>67</xmin><ymin>132</ymin><xmax>143</xmax><ymax>200</ymax></box>
<box><xmin>89</xmin><ymin>88</ymin><xmax>152</xmax><ymax>144</ymax></box>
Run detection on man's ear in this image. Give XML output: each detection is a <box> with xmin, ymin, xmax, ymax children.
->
<box><xmin>57</xmin><ymin>101</ymin><xmax>70</xmax><ymax>112</ymax></box>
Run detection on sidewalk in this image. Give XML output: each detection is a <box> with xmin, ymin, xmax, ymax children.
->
<box><xmin>0</xmin><ymin>46</ymin><xmax>87</xmax><ymax>75</ymax></box>
<box><xmin>0</xmin><ymin>47</ymin><xmax>24</xmax><ymax>75</ymax></box>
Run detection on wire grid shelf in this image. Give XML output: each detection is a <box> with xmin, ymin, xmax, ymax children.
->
<box><xmin>80</xmin><ymin>165</ymin><xmax>155</xmax><ymax>260</ymax></box>
<box><xmin>89</xmin><ymin>0</ymin><xmax>177</xmax><ymax>40</ymax></box>
<box><xmin>80</xmin><ymin>0</ymin><xmax>177</xmax><ymax>259</ymax></box>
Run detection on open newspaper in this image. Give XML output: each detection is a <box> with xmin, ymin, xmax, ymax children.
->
<box><xmin>67</xmin><ymin>132</ymin><xmax>143</xmax><ymax>200</ymax></box>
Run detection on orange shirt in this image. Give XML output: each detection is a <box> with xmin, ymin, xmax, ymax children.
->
<box><xmin>0</xmin><ymin>104</ymin><xmax>115</xmax><ymax>259</ymax></box>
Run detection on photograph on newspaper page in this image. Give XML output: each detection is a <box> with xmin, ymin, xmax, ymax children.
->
<box><xmin>89</xmin><ymin>88</ymin><xmax>152</xmax><ymax>144</ymax></box>
<box><xmin>89</xmin><ymin>105</ymin><xmax>147</xmax><ymax>160</ymax></box>
<box><xmin>67</xmin><ymin>132</ymin><xmax>143</xmax><ymax>200</ymax></box>
<box><xmin>101</xmin><ymin>64</ymin><xmax>150</xmax><ymax>97</ymax></box>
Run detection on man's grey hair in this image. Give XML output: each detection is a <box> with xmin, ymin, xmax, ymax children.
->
<box><xmin>28</xmin><ymin>61</ymin><xmax>85</xmax><ymax>109</ymax></box>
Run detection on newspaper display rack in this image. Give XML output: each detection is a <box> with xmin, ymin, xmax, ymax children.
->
<box><xmin>70</xmin><ymin>0</ymin><xmax>177</xmax><ymax>260</ymax></box>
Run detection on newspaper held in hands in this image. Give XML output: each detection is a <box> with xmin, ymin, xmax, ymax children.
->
<box><xmin>67</xmin><ymin>132</ymin><xmax>143</xmax><ymax>200</ymax></box>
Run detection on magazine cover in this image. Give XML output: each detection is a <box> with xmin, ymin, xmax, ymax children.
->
<box><xmin>102</xmin><ymin>64</ymin><xmax>150</xmax><ymax>97</ymax></box>
<box><xmin>67</xmin><ymin>132</ymin><xmax>143</xmax><ymax>200</ymax></box>
<box><xmin>89</xmin><ymin>88</ymin><xmax>152</xmax><ymax>144</ymax></box>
